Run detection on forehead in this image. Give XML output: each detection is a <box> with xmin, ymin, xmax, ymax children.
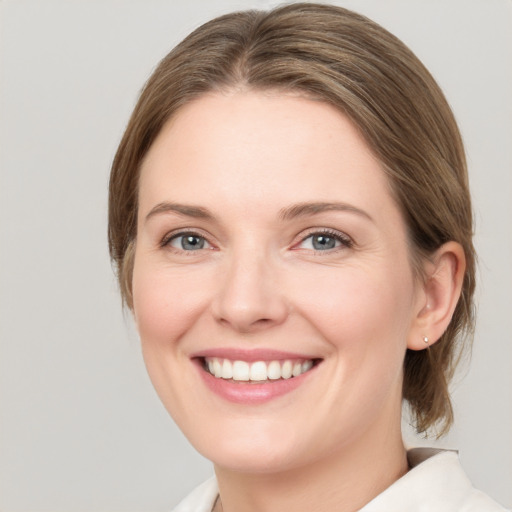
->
<box><xmin>138</xmin><ymin>90</ymin><xmax>396</xmax><ymax>223</ymax></box>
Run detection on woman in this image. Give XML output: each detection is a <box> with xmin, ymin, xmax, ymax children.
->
<box><xmin>108</xmin><ymin>3</ymin><xmax>508</xmax><ymax>511</ymax></box>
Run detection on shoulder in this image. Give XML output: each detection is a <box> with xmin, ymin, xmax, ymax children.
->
<box><xmin>170</xmin><ymin>476</ymin><xmax>218</xmax><ymax>512</ymax></box>
<box><xmin>360</xmin><ymin>448</ymin><xmax>509</xmax><ymax>512</ymax></box>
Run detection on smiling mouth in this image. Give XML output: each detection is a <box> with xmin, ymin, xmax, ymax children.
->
<box><xmin>202</xmin><ymin>357</ymin><xmax>320</xmax><ymax>382</ymax></box>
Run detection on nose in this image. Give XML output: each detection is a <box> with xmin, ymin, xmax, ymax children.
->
<box><xmin>211</xmin><ymin>251</ymin><xmax>289</xmax><ymax>333</ymax></box>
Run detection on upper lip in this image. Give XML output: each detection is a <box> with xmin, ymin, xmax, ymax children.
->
<box><xmin>190</xmin><ymin>348</ymin><xmax>320</xmax><ymax>362</ymax></box>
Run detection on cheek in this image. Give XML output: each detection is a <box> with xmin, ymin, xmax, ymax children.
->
<box><xmin>132</xmin><ymin>263</ymin><xmax>211</xmax><ymax>347</ymax></box>
<box><xmin>131</xmin><ymin>261</ymin><xmax>215</xmax><ymax>426</ymax></box>
<box><xmin>288</xmin><ymin>263</ymin><xmax>415</xmax><ymax>352</ymax></box>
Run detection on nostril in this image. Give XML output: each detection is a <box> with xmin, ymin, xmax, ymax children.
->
<box><xmin>255</xmin><ymin>318</ymin><xmax>272</xmax><ymax>324</ymax></box>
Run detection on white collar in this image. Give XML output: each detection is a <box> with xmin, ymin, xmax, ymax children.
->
<box><xmin>361</xmin><ymin>448</ymin><xmax>470</xmax><ymax>510</ymax></box>
<box><xmin>172</xmin><ymin>449</ymin><xmax>507</xmax><ymax>512</ymax></box>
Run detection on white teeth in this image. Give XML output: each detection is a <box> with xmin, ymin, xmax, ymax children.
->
<box><xmin>267</xmin><ymin>360</ymin><xmax>281</xmax><ymax>380</ymax></box>
<box><xmin>213</xmin><ymin>359</ymin><xmax>222</xmax><ymax>378</ymax></box>
<box><xmin>205</xmin><ymin>357</ymin><xmax>316</xmax><ymax>381</ymax></box>
<box><xmin>302</xmin><ymin>360</ymin><xmax>313</xmax><ymax>373</ymax></box>
<box><xmin>250</xmin><ymin>361</ymin><xmax>267</xmax><ymax>381</ymax></box>
<box><xmin>222</xmin><ymin>359</ymin><xmax>233</xmax><ymax>379</ymax></box>
<box><xmin>281</xmin><ymin>360</ymin><xmax>293</xmax><ymax>379</ymax></box>
<box><xmin>232</xmin><ymin>360</ymin><xmax>250</xmax><ymax>381</ymax></box>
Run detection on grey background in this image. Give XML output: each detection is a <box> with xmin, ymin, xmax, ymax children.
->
<box><xmin>0</xmin><ymin>0</ymin><xmax>510</xmax><ymax>510</ymax></box>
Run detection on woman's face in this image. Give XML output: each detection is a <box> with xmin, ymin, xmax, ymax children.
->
<box><xmin>133</xmin><ymin>91</ymin><xmax>425</xmax><ymax>473</ymax></box>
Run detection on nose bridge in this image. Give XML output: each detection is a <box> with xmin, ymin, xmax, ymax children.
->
<box><xmin>212</xmin><ymin>239</ymin><xmax>288</xmax><ymax>332</ymax></box>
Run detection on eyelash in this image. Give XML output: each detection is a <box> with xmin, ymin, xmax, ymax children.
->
<box><xmin>160</xmin><ymin>230</ymin><xmax>214</xmax><ymax>253</ymax></box>
<box><xmin>294</xmin><ymin>228</ymin><xmax>353</xmax><ymax>253</ymax></box>
<box><xmin>160</xmin><ymin>228</ymin><xmax>353</xmax><ymax>253</ymax></box>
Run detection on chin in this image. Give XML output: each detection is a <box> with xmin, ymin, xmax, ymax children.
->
<box><xmin>204</xmin><ymin>443</ymin><xmax>302</xmax><ymax>475</ymax></box>
<box><xmin>178</xmin><ymin>414</ymin><xmax>302</xmax><ymax>473</ymax></box>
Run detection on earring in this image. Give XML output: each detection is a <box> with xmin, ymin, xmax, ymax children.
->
<box><xmin>422</xmin><ymin>336</ymin><xmax>429</xmax><ymax>345</ymax></box>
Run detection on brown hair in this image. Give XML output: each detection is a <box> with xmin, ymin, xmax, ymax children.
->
<box><xmin>108</xmin><ymin>3</ymin><xmax>475</xmax><ymax>435</ymax></box>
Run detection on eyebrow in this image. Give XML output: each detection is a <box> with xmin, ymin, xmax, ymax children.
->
<box><xmin>144</xmin><ymin>200</ymin><xmax>373</xmax><ymax>224</ymax></box>
<box><xmin>145</xmin><ymin>202</ymin><xmax>214</xmax><ymax>223</ymax></box>
<box><xmin>278</xmin><ymin>202</ymin><xmax>373</xmax><ymax>222</ymax></box>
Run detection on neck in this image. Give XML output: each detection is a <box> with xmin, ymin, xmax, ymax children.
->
<box><xmin>214</xmin><ymin>424</ymin><xmax>408</xmax><ymax>512</ymax></box>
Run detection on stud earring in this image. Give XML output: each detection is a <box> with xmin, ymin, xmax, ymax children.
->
<box><xmin>422</xmin><ymin>336</ymin><xmax>429</xmax><ymax>345</ymax></box>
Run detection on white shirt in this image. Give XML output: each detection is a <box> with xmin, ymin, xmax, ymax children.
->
<box><xmin>171</xmin><ymin>448</ymin><xmax>509</xmax><ymax>512</ymax></box>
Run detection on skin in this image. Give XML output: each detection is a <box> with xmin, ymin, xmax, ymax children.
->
<box><xmin>132</xmin><ymin>90</ymin><xmax>465</xmax><ymax>512</ymax></box>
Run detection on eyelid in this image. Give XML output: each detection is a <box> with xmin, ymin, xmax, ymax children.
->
<box><xmin>160</xmin><ymin>228</ymin><xmax>216</xmax><ymax>250</ymax></box>
<box><xmin>292</xmin><ymin>227</ymin><xmax>354</xmax><ymax>251</ymax></box>
<box><xmin>158</xmin><ymin>226</ymin><xmax>353</xmax><ymax>253</ymax></box>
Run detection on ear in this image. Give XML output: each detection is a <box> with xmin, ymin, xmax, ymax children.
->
<box><xmin>407</xmin><ymin>241</ymin><xmax>466</xmax><ymax>351</ymax></box>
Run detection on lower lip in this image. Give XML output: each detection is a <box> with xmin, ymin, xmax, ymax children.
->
<box><xmin>195</xmin><ymin>361</ymin><xmax>317</xmax><ymax>404</ymax></box>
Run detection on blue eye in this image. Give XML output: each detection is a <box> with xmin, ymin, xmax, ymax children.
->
<box><xmin>298</xmin><ymin>231</ymin><xmax>351</xmax><ymax>251</ymax></box>
<box><xmin>168</xmin><ymin>233</ymin><xmax>211</xmax><ymax>251</ymax></box>
<box><xmin>314</xmin><ymin>234</ymin><xmax>337</xmax><ymax>250</ymax></box>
